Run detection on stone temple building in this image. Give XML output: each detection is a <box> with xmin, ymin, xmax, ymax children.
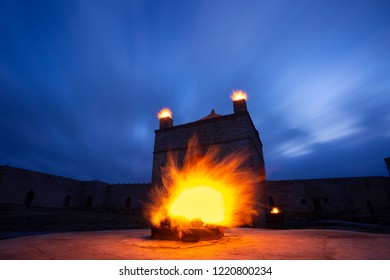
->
<box><xmin>1</xmin><ymin>94</ymin><xmax>389</xmax><ymax>227</ymax></box>
<box><xmin>152</xmin><ymin>96</ymin><xmax>267</xmax><ymax>226</ymax></box>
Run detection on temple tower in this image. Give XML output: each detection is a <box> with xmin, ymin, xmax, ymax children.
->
<box><xmin>151</xmin><ymin>92</ymin><xmax>267</xmax><ymax>226</ymax></box>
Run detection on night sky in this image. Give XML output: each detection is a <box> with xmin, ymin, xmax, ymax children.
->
<box><xmin>1</xmin><ymin>0</ymin><xmax>389</xmax><ymax>183</ymax></box>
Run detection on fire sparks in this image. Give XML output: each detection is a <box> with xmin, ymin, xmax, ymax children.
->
<box><xmin>270</xmin><ymin>207</ymin><xmax>281</xmax><ymax>214</ymax></box>
<box><xmin>157</xmin><ymin>108</ymin><xmax>172</xmax><ymax>119</ymax></box>
<box><xmin>231</xmin><ymin>89</ymin><xmax>248</xmax><ymax>101</ymax></box>
<box><xmin>147</xmin><ymin>136</ymin><xmax>259</xmax><ymax>228</ymax></box>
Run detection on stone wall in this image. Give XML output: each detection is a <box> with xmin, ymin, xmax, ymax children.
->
<box><xmin>266</xmin><ymin>176</ymin><xmax>390</xmax><ymax>225</ymax></box>
<box><xmin>0</xmin><ymin>166</ymin><xmax>150</xmax><ymax>210</ymax></box>
<box><xmin>106</xmin><ymin>183</ymin><xmax>151</xmax><ymax>209</ymax></box>
<box><xmin>0</xmin><ymin>166</ymin><xmax>81</xmax><ymax>208</ymax></box>
<box><xmin>1</xmin><ymin>164</ymin><xmax>389</xmax><ymax>227</ymax></box>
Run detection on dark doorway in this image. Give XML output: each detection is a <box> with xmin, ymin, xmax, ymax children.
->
<box><xmin>86</xmin><ymin>196</ymin><xmax>93</xmax><ymax>208</ymax></box>
<box><xmin>24</xmin><ymin>190</ymin><xmax>34</xmax><ymax>207</ymax></box>
<box><xmin>268</xmin><ymin>196</ymin><xmax>274</xmax><ymax>208</ymax></box>
<box><xmin>312</xmin><ymin>198</ymin><xmax>322</xmax><ymax>218</ymax></box>
<box><xmin>124</xmin><ymin>197</ymin><xmax>132</xmax><ymax>211</ymax></box>
<box><xmin>367</xmin><ymin>200</ymin><xmax>374</xmax><ymax>215</ymax></box>
<box><xmin>64</xmin><ymin>195</ymin><xmax>71</xmax><ymax>208</ymax></box>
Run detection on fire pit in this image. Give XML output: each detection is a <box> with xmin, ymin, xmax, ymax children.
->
<box><xmin>266</xmin><ymin>207</ymin><xmax>286</xmax><ymax>229</ymax></box>
<box><xmin>151</xmin><ymin>217</ymin><xmax>224</xmax><ymax>242</ymax></box>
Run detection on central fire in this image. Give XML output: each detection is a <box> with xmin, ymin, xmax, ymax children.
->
<box><xmin>147</xmin><ymin>136</ymin><xmax>259</xmax><ymax>240</ymax></box>
<box><xmin>168</xmin><ymin>186</ymin><xmax>225</xmax><ymax>224</ymax></box>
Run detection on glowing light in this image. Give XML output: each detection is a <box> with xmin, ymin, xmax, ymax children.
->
<box><xmin>231</xmin><ymin>89</ymin><xmax>248</xmax><ymax>101</ymax></box>
<box><xmin>157</xmin><ymin>108</ymin><xmax>172</xmax><ymax>119</ymax></box>
<box><xmin>270</xmin><ymin>207</ymin><xmax>281</xmax><ymax>214</ymax></box>
<box><xmin>169</xmin><ymin>186</ymin><xmax>225</xmax><ymax>224</ymax></box>
<box><xmin>147</xmin><ymin>136</ymin><xmax>259</xmax><ymax>228</ymax></box>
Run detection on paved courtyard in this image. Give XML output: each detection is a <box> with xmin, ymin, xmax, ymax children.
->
<box><xmin>1</xmin><ymin>228</ymin><xmax>390</xmax><ymax>260</ymax></box>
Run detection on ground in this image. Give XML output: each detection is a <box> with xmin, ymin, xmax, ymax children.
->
<box><xmin>0</xmin><ymin>228</ymin><xmax>389</xmax><ymax>260</ymax></box>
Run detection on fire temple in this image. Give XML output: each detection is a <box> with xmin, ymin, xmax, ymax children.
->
<box><xmin>1</xmin><ymin>91</ymin><xmax>390</xmax><ymax>228</ymax></box>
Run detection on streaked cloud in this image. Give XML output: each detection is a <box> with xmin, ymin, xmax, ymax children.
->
<box><xmin>0</xmin><ymin>0</ymin><xmax>389</xmax><ymax>182</ymax></box>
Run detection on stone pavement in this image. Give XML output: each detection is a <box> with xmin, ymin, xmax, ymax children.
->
<box><xmin>0</xmin><ymin>228</ymin><xmax>389</xmax><ymax>260</ymax></box>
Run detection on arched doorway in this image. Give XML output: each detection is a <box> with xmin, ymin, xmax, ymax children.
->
<box><xmin>312</xmin><ymin>198</ymin><xmax>322</xmax><ymax>218</ymax></box>
<box><xmin>86</xmin><ymin>196</ymin><xmax>93</xmax><ymax>208</ymax></box>
<box><xmin>24</xmin><ymin>190</ymin><xmax>34</xmax><ymax>207</ymax></box>
<box><xmin>124</xmin><ymin>196</ymin><xmax>132</xmax><ymax>211</ymax></box>
<box><xmin>367</xmin><ymin>200</ymin><xmax>374</xmax><ymax>215</ymax></box>
<box><xmin>64</xmin><ymin>195</ymin><xmax>71</xmax><ymax>208</ymax></box>
<box><xmin>268</xmin><ymin>196</ymin><xmax>274</xmax><ymax>208</ymax></box>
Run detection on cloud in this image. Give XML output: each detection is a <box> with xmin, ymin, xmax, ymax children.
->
<box><xmin>278</xmin><ymin>141</ymin><xmax>313</xmax><ymax>158</ymax></box>
<box><xmin>1</xmin><ymin>0</ymin><xmax>390</xmax><ymax>182</ymax></box>
<box><xmin>264</xmin><ymin>42</ymin><xmax>390</xmax><ymax>160</ymax></box>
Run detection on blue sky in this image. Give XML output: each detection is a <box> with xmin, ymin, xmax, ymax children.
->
<box><xmin>0</xmin><ymin>0</ymin><xmax>389</xmax><ymax>183</ymax></box>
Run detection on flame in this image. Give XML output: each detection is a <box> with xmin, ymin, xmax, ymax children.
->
<box><xmin>158</xmin><ymin>108</ymin><xmax>172</xmax><ymax>119</ymax></box>
<box><xmin>147</xmin><ymin>136</ymin><xmax>259</xmax><ymax>228</ymax></box>
<box><xmin>169</xmin><ymin>186</ymin><xmax>225</xmax><ymax>224</ymax></box>
<box><xmin>231</xmin><ymin>89</ymin><xmax>248</xmax><ymax>101</ymax></box>
<box><xmin>270</xmin><ymin>207</ymin><xmax>281</xmax><ymax>214</ymax></box>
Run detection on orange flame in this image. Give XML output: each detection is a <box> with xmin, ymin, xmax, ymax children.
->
<box><xmin>231</xmin><ymin>89</ymin><xmax>248</xmax><ymax>101</ymax></box>
<box><xmin>270</xmin><ymin>207</ymin><xmax>281</xmax><ymax>214</ymax></box>
<box><xmin>157</xmin><ymin>108</ymin><xmax>172</xmax><ymax>119</ymax></box>
<box><xmin>147</xmin><ymin>136</ymin><xmax>259</xmax><ymax>228</ymax></box>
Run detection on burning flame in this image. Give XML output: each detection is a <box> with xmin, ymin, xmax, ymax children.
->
<box><xmin>158</xmin><ymin>108</ymin><xmax>172</xmax><ymax>119</ymax></box>
<box><xmin>270</xmin><ymin>207</ymin><xmax>281</xmax><ymax>214</ymax></box>
<box><xmin>169</xmin><ymin>186</ymin><xmax>224</xmax><ymax>224</ymax></box>
<box><xmin>231</xmin><ymin>89</ymin><xmax>248</xmax><ymax>101</ymax></box>
<box><xmin>147</xmin><ymin>136</ymin><xmax>259</xmax><ymax>228</ymax></box>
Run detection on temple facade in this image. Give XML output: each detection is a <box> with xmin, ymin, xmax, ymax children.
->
<box><xmin>151</xmin><ymin>96</ymin><xmax>267</xmax><ymax>225</ymax></box>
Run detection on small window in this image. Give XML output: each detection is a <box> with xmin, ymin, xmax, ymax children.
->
<box><xmin>301</xmin><ymin>199</ymin><xmax>306</xmax><ymax>205</ymax></box>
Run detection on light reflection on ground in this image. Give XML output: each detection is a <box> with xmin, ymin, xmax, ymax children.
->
<box><xmin>1</xmin><ymin>228</ymin><xmax>390</xmax><ymax>260</ymax></box>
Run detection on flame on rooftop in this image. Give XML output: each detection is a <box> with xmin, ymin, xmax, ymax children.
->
<box><xmin>231</xmin><ymin>89</ymin><xmax>248</xmax><ymax>101</ymax></box>
<box><xmin>157</xmin><ymin>108</ymin><xmax>172</xmax><ymax>119</ymax></box>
